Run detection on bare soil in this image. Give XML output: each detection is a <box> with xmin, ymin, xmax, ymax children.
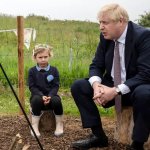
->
<box><xmin>0</xmin><ymin>115</ymin><xmax>127</xmax><ymax>150</ymax></box>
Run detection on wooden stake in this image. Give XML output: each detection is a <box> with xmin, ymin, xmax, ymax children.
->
<box><xmin>17</xmin><ymin>16</ymin><xmax>25</xmax><ymax>115</ymax></box>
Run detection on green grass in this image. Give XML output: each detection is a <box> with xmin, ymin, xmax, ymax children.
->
<box><xmin>0</xmin><ymin>14</ymin><xmax>114</xmax><ymax>117</ymax></box>
<box><xmin>0</xmin><ymin>85</ymin><xmax>114</xmax><ymax>117</ymax></box>
<box><xmin>0</xmin><ymin>14</ymin><xmax>99</xmax><ymax>87</ymax></box>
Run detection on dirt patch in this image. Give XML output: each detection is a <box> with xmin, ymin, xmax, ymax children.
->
<box><xmin>0</xmin><ymin>115</ymin><xmax>127</xmax><ymax>150</ymax></box>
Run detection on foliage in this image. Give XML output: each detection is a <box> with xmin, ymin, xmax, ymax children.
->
<box><xmin>138</xmin><ymin>11</ymin><xmax>150</xmax><ymax>27</ymax></box>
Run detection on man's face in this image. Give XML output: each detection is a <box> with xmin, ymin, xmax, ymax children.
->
<box><xmin>99</xmin><ymin>14</ymin><xmax>123</xmax><ymax>40</ymax></box>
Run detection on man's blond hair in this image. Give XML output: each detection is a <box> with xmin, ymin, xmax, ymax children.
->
<box><xmin>97</xmin><ymin>3</ymin><xmax>129</xmax><ymax>22</ymax></box>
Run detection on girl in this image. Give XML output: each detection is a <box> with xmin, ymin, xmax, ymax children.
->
<box><xmin>28</xmin><ymin>44</ymin><xmax>63</xmax><ymax>137</ymax></box>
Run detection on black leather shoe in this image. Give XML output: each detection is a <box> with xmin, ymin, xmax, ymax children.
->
<box><xmin>71</xmin><ymin>134</ymin><xmax>108</xmax><ymax>149</ymax></box>
<box><xmin>126</xmin><ymin>145</ymin><xmax>144</xmax><ymax>150</ymax></box>
<box><xmin>126</xmin><ymin>145</ymin><xmax>136</xmax><ymax>150</ymax></box>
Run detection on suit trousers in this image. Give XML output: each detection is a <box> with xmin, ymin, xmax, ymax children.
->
<box><xmin>71</xmin><ymin>79</ymin><xmax>150</xmax><ymax>143</ymax></box>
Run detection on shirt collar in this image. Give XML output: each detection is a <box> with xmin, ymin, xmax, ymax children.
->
<box><xmin>117</xmin><ymin>24</ymin><xmax>128</xmax><ymax>44</ymax></box>
<box><xmin>36</xmin><ymin>64</ymin><xmax>50</xmax><ymax>71</ymax></box>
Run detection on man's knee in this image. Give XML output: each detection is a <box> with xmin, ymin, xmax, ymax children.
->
<box><xmin>132</xmin><ymin>85</ymin><xmax>150</xmax><ymax>107</ymax></box>
<box><xmin>133</xmin><ymin>85</ymin><xmax>150</xmax><ymax>98</ymax></box>
<box><xmin>71</xmin><ymin>79</ymin><xmax>89</xmax><ymax>94</ymax></box>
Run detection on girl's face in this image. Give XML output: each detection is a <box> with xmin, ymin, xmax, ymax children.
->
<box><xmin>34</xmin><ymin>50</ymin><xmax>50</xmax><ymax>68</ymax></box>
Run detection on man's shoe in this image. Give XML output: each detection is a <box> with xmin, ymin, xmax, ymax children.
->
<box><xmin>126</xmin><ymin>145</ymin><xmax>136</xmax><ymax>150</ymax></box>
<box><xmin>126</xmin><ymin>145</ymin><xmax>144</xmax><ymax>150</ymax></box>
<box><xmin>71</xmin><ymin>134</ymin><xmax>108</xmax><ymax>149</ymax></box>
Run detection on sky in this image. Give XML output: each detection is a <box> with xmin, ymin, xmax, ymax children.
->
<box><xmin>0</xmin><ymin>0</ymin><xmax>150</xmax><ymax>23</ymax></box>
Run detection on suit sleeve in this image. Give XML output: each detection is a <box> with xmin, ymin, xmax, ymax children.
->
<box><xmin>124</xmin><ymin>30</ymin><xmax>150</xmax><ymax>90</ymax></box>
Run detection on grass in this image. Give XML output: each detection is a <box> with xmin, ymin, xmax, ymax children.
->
<box><xmin>0</xmin><ymin>14</ymin><xmax>115</xmax><ymax>117</ymax></box>
<box><xmin>0</xmin><ymin>84</ymin><xmax>114</xmax><ymax>117</ymax></box>
<box><xmin>0</xmin><ymin>14</ymin><xmax>99</xmax><ymax>87</ymax></box>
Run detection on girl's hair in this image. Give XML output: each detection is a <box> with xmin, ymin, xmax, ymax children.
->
<box><xmin>97</xmin><ymin>3</ymin><xmax>129</xmax><ymax>22</ymax></box>
<box><xmin>32</xmin><ymin>44</ymin><xmax>53</xmax><ymax>58</ymax></box>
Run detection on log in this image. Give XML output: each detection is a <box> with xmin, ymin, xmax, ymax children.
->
<box><xmin>9</xmin><ymin>136</ymin><xmax>18</xmax><ymax>150</ymax></box>
<box><xmin>39</xmin><ymin>110</ymin><xmax>56</xmax><ymax>132</ymax></box>
<box><xmin>29</xmin><ymin>110</ymin><xmax>56</xmax><ymax>132</ymax></box>
<box><xmin>9</xmin><ymin>134</ymin><xmax>24</xmax><ymax>150</ymax></box>
<box><xmin>22</xmin><ymin>144</ymin><xmax>30</xmax><ymax>150</ymax></box>
<box><xmin>114</xmin><ymin>106</ymin><xmax>150</xmax><ymax>150</ymax></box>
<box><xmin>15</xmin><ymin>139</ymin><xmax>23</xmax><ymax>150</ymax></box>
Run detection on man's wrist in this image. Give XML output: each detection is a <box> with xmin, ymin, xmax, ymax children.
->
<box><xmin>88</xmin><ymin>76</ymin><xmax>101</xmax><ymax>86</ymax></box>
<box><xmin>115</xmin><ymin>87</ymin><xmax>122</xmax><ymax>95</ymax></box>
<box><xmin>92</xmin><ymin>81</ymin><xmax>101</xmax><ymax>89</ymax></box>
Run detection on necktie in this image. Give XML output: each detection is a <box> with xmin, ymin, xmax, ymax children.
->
<box><xmin>113</xmin><ymin>41</ymin><xmax>122</xmax><ymax>113</ymax></box>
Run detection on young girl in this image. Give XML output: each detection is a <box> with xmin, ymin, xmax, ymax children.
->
<box><xmin>28</xmin><ymin>44</ymin><xmax>63</xmax><ymax>137</ymax></box>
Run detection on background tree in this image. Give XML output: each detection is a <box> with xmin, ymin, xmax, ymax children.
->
<box><xmin>138</xmin><ymin>11</ymin><xmax>150</xmax><ymax>27</ymax></box>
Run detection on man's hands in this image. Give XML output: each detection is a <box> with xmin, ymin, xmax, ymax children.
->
<box><xmin>42</xmin><ymin>96</ymin><xmax>51</xmax><ymax>105</ymax></box>
<box><xmin>92</xmin><ymin>82</ymin><xmax>118</xmax><ymax>106</ymax></box>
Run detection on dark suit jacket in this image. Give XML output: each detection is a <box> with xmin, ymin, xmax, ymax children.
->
<box><xmin>89</xmin><ymin>21</ymin><xmax>150</xmax><ymax>91</ymax></box>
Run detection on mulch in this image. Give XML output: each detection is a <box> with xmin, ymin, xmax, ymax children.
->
<box><xmin>0</xmin><ymin>115</ymin><xmax>127</xmax><ymax>150</ymax></box>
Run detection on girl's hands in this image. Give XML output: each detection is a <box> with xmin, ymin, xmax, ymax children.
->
<box><xmin>42</xmin><ymin>96</ymin><xmax>51</xmax><ymax>105</ymax></box>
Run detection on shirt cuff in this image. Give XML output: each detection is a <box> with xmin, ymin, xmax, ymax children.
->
<box><xmin>118</xmin><ymin>84</ymin><xmax>130</xmax><ymax>95</ymax></box>
<box><xmin>88</xmin><ymin>76</ymin><xmax>102</xmax><ymax>86</ymax></box>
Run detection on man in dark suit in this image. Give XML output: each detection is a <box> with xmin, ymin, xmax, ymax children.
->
<box><xmin>71</xmin><ymin>3</ymin><xmax>150</xmax><ymax>150</ymax></box>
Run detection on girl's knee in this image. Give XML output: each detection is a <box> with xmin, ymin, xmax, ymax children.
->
<box><xmin>51</xmin><ymin>96</ymin><xmax>61</xmax><ymax>106</ymax></box>
<box><xmin>31</xmin><ymin>95</ymin><xmax>43</xmax><ymax>105</ymax></box>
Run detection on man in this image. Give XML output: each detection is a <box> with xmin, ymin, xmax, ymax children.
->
<box><xmin>71</xmin><ymin>3</ymin><xmax>150</xmax><ymax>150</ymax></box>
